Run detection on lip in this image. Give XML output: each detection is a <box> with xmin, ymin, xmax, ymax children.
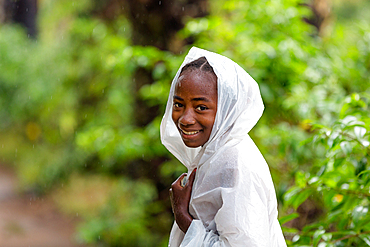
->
<box><xmin>181</xmin><ymin>129</ymin><xmax>200</xmax><ymax>135</ymax></box>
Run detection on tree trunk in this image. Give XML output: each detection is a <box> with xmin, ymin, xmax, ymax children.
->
<box><xmin>2</xmin><ymin>0</ymin><xmax>38</xmax><ymax>38</ymax></box>
<box><xmin>301</xmin><ymin>0</ymin><xmax>331</xmax><ymax>35</ymax></box>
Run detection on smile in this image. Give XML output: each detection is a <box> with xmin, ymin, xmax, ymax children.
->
<box><xmin>181</xmin><ymin>129</ymin><xmax>200</xmax><ymax>135</ymax></box>
<box><xmin>178</xmin><ymin>126</ymin><xmax>201</xmax><ymax>136</ymax></box>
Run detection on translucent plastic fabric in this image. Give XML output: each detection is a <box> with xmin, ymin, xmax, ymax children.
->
<box><xmin>160</xmin><ymin>47</ymin><xmax>286</xmax><ymax>247</ymax></box>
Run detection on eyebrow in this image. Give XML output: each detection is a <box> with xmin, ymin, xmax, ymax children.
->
<box><xmin>173</xmin><ymin>95</ymin><xmax>211</xmax><ymax>102</ymax></box>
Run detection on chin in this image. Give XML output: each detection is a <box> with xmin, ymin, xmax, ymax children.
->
<box><xmin>182</xmin><ymin>139</ymin><xmax>202</xmax><ymax>148</ymax></box>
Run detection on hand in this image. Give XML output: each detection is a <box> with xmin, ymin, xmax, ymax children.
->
<box><xmin>169</xmin><ymin>168</ymin><xmax>197</xmax><ymax>233</ymax></box>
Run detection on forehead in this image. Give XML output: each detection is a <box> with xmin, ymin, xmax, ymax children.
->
<box><xmin>175</xmin><ymin>70</ymin><xmax>217</xmax><ymax>97</ymax></box>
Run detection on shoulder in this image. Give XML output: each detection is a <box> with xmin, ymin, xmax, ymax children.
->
<box><xmin>215</xmin><ymin>137</ymin><xmax>268</xmax><ymax>172</ymax></box>
<box><xmin>197</xmin><ymin>136</ymin><xmax>274</xmax><ymax>189</ymax></box>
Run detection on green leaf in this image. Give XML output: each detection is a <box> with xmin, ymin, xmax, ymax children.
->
<box><xmin>285</xmin><ymin>188</ymin><xmax>313</xmax><ymax>209</ymax></box>
<box><xmin>322</xmin><ymin>233</ymin><xmax>332</xmax><ymax>241</ymax></box>
<box><xmin>354</xmin><ymin>126</ymin><xmax>367</xmax><ymax>139</ymax></box>
<box><xmin>279</xmin><ymin>213</ymin><xmax>300</xmax><ymax>225</ymax></box>
<box><xmin>295</xmin><ymin>171</ymin><xmax>308</xmax><ymax>188</ymax></box>
<box><xmin>313</xmin><ymin>229</ymin><xmax>326</xmax><ymax>246</ymax></box>
<box><xmin>357</xmin><ymin>169</ymin><xmax>370</xmax><ymax>177</ymax></box>
<box><xmin>340</xmin><ymin>141</ymin><xmax>352</xmax><ymax>155</ymax></box>
<box><xmin>359</xmin><ymin>233</ymin><xmax>370</xmax><ymax>246</ymax></box>
<box><xmin>284</xmin><ymin>187</ymin><xmax>302</xmax><ymax>203</ymax></box>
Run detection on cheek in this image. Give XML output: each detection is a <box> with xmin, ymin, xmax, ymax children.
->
<box><xmin>205</xmin><ymin>112</ymin><xmax>217</xmax><ymax>130</ymax></box>
<box><xmin>171</xmin><ymin>110</ymin><xmax>179</xmax><ymax>124</ymax></box>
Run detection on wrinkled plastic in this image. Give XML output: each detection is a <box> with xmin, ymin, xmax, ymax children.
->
<box><xmin>161</xmin><ymin>47</ymin><xmax>286</xmax><ymax>247</ymax></box>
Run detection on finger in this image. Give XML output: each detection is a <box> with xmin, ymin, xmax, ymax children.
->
<box><xmin>186</xmin><ymin>168</ymin><xmax>197</xmax><ymax>188</ymax></box>
<box><xmin>169</xmin><ymin>188</ymin><xmax>173</xmax><ymax>201</ymax></box>
<box><xmin>172</xmin><ymin>173</ymin><xmax>187</xmax><ymax>187</ymax></box>
<box><xmin>169</xmin><ymin>189</ymin><xmax>174</xmax><ymax>214</ymax></box>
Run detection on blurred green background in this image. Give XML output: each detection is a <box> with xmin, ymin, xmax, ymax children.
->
<box><xmin>0</xmin><ymin>0</ymin><xmax>370</xmax><ymax>246</ymax></box>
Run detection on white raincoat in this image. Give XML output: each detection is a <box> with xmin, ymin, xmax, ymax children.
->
<box><xmin>160</xmin><ymin>47</ymin><xmax>286</xmax><ymax>247</ymax></box>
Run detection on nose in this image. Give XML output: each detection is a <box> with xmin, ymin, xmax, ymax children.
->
<box><xmin>179</xmin><ymin>109</ymin><xmax>196</xmax><ymax>126</ymax></box>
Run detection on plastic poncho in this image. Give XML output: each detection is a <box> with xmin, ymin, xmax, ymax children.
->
<box><xmin>160</xmin><ymin>47</ymin><xmax>287</xmax><ymax>247</ymax></box>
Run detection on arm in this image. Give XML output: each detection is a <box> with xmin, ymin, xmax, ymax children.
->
<box><xmin>180</xmin><ymin>169</ymin><xmax>274</xmax><ymax>247</ymax></box>
<box><xmin>183</xmin><ymin>186</ymin><xmax>271</xmax><ymax>247</ymax></box>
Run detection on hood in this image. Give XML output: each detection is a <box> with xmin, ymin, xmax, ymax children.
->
<box><xmin>160</xmin><ymin>47</ymin><xmax>264</xmax><ymax>170</ymax></box>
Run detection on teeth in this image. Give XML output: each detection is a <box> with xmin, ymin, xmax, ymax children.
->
<box><xmin>182</xmin><ymin>130</ymin><xmax>199</xmax><ymax>135</ymax></box>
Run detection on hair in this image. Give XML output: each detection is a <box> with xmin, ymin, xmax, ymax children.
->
<box><xmin>179</xmin><ymin>56</ymin><xmax>216</xmax><ymax>77</ymax></box>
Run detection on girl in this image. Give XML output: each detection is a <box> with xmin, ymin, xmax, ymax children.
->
<box><xmin>160</xmin><ymin>47</ymin><xmax>286</xmax><ymax>246</ymax></box>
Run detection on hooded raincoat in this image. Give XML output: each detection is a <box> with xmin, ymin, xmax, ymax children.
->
<box><xmin>160</xmin><ymin>47</ymin><xmax>286</xmax><ymax>247</ymax></box>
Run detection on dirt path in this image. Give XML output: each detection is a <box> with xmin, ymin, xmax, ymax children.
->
<box><xmin>0</xmin><ymin>166</ymin><xmax>84</xmax><ymax>247</ymax></box>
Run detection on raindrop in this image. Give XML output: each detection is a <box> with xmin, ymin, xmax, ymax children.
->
<box><xmin>27</xmin><ymin>34</ymin><xmax>30</xmax><ymax>38</ymax></box>
<box><xmin>51</xmin><ymin>96</ymin><xmax>53</xmax><ymax>99</ymax></box>
<box><xmin>76</xmin><ymin>213</ymin><xmax>78</xmax><ymax>217</ymax></box>
<box><xmin>84</xmin><ymin>163</ymin><xmax>87</xmax><ymax>167</ymax></box>
<box><xmin>102</xmin><ymin>89</ymin><xmax>104</xmax><ymax>93</ymax></box>
<box><xmin>1</xmin><ymin>144</ymin><xmax>3</xmax><ymax>148</ymax></box>
<box><xmin>85</xmin><ymin>114</ymin><xmax>87</xmax><ymax>118</ymax></box>
<box><xmin>26</xmin><ymin>8</ymin><xmax>28</xmax><ymax>12</ymax></box>
<box><xmin>33</xmin><ymin>144</ymin><xmax>34</xmax><ymax>148</ymax></box>
<box><xmin>124</xmin><ymin>27</ymin><xmax>126</xmax><ymax>32</ymax></box>
<box><xmin>159</xmin><ymin>1</ymin><xmax>161</xmax><ymax>5</ymax></box>
<box><xmin>72</xmin><ymin>2</ymin><xmax>74</xmax><ymax>6</ymax></box>
<box><xmin>182</xmin><ymin>6</ymin><xmax>184</xmax><ymax>11</ymax></box>
<box><xmin>98</xmin><ymin>236</ymin><xmax>101</xmax><ymax>240</ymax></box>
<box><xmin>29</xmin><ymin>96</ymin><xmax>30</xmax><ymax>99</ymax></box>
<box><xmin>61</xmin><ymin>183</ymin><xmax>64</xmax><ymax>187</ymax></box>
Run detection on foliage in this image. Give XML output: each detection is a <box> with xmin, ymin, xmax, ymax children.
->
<box><xmin>284</xmin><ymin>94</ymin><xmax>370</xmax><ymax>246</ymax></box>
<box><xmin>0</xmin><ymin>0</ymin><xmax>370</xmax><ymax>246</ymax></box>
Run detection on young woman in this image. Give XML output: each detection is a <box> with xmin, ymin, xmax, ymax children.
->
<box><xmin>160</xmin><ymin>47</ymin><xmax>286</xmax><ymax>247</ymax></box>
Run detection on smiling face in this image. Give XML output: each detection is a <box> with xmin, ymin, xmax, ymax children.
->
<box><xmin>172</xmin><ymin>70</ymin><xmax>218</xmax><ymax>148</ymax></box>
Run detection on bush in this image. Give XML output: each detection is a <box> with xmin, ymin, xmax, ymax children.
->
<box><xmin>283</xmin><ymin>93</ymin><xmax>370</xmax><ymax>246</ymax></box>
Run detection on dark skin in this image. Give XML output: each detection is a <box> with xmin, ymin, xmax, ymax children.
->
<box><xmin>169</xmin><ymin>69</ymin><xmax>217</xmax><ymax>233</ymax></box>
<box><xmin>169</xmin><ymin>169</ymin><xmax>197</xmax><ymax>233</ymax></box>
<box><xmin>172</xmin><ymin>70</ymin><xmax>218</xmax><ymax>148</ymax></box>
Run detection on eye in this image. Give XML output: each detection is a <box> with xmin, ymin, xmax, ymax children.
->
<box><xmin>173</xmin><ymin>102</ymin><xmax>183</xmax><ymax>108</ymax></box>
<box><xmin>196</xmin><ymin>105</ymin><xmax>208</xmax><ymax>111</ymax></box>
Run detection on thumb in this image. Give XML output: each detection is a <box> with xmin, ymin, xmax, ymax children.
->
<box><xmin>172</xmin><ymin>173</ymin><xmax>187</xmax><ymax>188</ymax></box>
<box><xmin>186</xmin><ymin>168</ymin><xmax>197</xmax><ymax>188</ymax></box>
